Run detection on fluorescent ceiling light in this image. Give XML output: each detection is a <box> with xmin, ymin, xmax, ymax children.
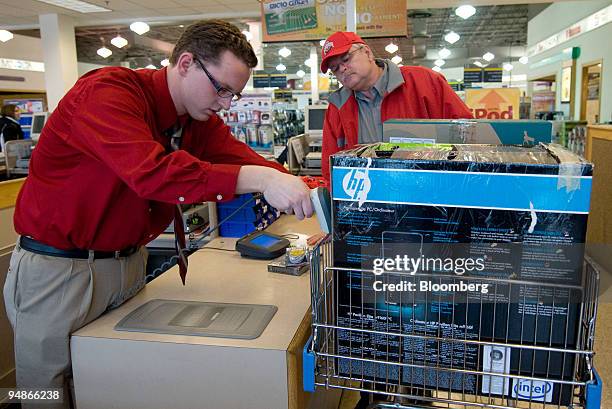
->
<box><xmin>146</xmin><ymin>64</ymin><xmax>156</xmax><ymax>69</ymax></box>
<box><xmin>96</xmin><ymin>46</ymin><xmax>112</xmax><ymax>58</ymax></box>
<box><xmin>483</xmin><ymin>52</ymin><xmax>495</xmax><ymax>61</ymax></box>
<box><xmin>519</xmin><ymin>56</ymin><xmax>529</xmax><ymax>64</ymax></box>
<box><xmin>296</xmin><ymin>69</ymin><xmax>305</xmax><ymax>78</ymax></box>
<box><xmin>279</xmin><ymin>47</ymin><xmax>291</xmax><ymax>58</ymax></box>
<box><xmin>438</xmin><ymin>48</ymin><xmax>451</xmax><ymax>59</ymax></box>
<box><xmin>319</xmin><ymin>39</ymin><xmax>326</xmax><ymax>46</ymax></box>
<box><xmin>391</xmin><ymin>55</ymin><xmax>403</xmax><ymax>65</ymax></box>
<box><xmin>385</xmin><ymin>42</ymin><xmax>399</xmax><ymax>54</ymax></box>
<box><xmin>503</xmin><ymin>62</ymin><xmax>514</xmax><ymax>71</ymax></box>
<box><xmin>434</xmin><ymin>59</ymin><xmax>446</xmax><ymax>67</ymax></box>
<box><xmin>241</xmin><ymin>30</ymin><xmax>253</xmax><ymax>41</ymax></box>
<box><xmin>110</xmin><ymin>35</ymin><xmax>127</xmax><ymax>48</ymax></box>
<box><xmin>432</xmin><ymin>66</ymin><xmax>442</xmax><ymax>72</ymax></box>
<box><xmin>455</xmin><ymin>5</ymin><xmax>476</xmax><ymax>19</ymax></box>
<box><xmin>444</xmin><ymin>31</ymin><xmax>460</xmax><ymax>44</ymax></box>
<box><xmin>276</xmin><ymin>63</ymin><xmax>286</xmax><ymax>71</ymax></box>
<box><xmin>130</xmin><ymin>22</ymin><xmax>150</xmax><ymax>35</ymax></box>
<box><xmin>160</xmin><ymin>58</ymin><xmax>170</xmax><ymax>67</ymax></box>
<box><xmin>35</xmin><ymin>0</ymin><xmax>111</xmax><ymax>13</ymax></box>
<box><xmin>0</xmin><ymin>30</ymin><xmax>13</xmax><ymax>42</ymax></box>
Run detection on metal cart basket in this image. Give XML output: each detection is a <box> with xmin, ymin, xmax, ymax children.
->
<box><xmin>303</xmin><ymin>237</ymin><xmax>603</xmax><ymax>409</ymax></box>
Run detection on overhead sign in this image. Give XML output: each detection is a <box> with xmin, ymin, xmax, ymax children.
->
<box><xmin>483</xmin><ymin>67</ymin><xmax>503</xmax><ymax>83</ymax></box>
<box><xmin>465</xmin><ymin>88</ymin><xmax>521</xmax><ymax>119</ymax></box>
<box><xmin>464</xmin><ymin>68</ymin><xmax>483</xmax><ymax>85</ymax></box>
<box><xmin>261</xmin><ymin>0</ymin><xmax>407</xmax><ymax>42</ymax></box>
<box><xmin>253</xmin><ymin>72</ymin><xmax>287</xmax><ymax>88</ymax></box>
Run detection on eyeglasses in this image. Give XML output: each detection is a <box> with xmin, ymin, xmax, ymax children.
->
<box><xmin>194</xmin><ymin>57</ymin><xmax>242</xmax><ymax>101</ymax></box>
<box><xmin>328</xmin><ymin>46</ymin><xmax>365</xmax><ymax>74</ymax></box>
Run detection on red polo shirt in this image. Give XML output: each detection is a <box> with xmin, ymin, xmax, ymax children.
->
<box><xmin>14</xmin><ymin>67</ymin><xmax>285</xmax><ymax>251</ymax></box>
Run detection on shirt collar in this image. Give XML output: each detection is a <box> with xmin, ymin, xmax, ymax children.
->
<box><xmin>151</xmin><ymin>67</ymin><xmax>181</xmax><ymax>132</ymax></box>
<box><xmin>382</xmin><ymin>58</ymin><xmax>405</xmax><ymax>94</ymax></box>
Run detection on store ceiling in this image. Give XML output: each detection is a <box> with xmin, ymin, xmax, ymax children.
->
<box><xmin>2</xmin><ymin>0</ymin><xmax>562</xmax><ymax>73</ymax></box>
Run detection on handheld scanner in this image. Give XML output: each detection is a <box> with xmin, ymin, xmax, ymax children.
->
<box><xmin>310</xmin><ymin>187</ymin><xmax>332</xmax><ymax>234</ymax></box>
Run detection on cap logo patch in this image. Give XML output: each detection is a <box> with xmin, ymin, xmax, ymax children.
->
<box><xmin>323</xmin><ymin>41</ymin><xmax>334</xmax><ymax>55</ymax></box>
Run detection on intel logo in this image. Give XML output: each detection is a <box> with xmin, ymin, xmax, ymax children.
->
<box><xmin>513</xmin><ymin>380</ymin><xmax>552</xmax><ymax>400</ymax></box>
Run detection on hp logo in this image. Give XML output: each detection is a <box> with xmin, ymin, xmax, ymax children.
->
<box><xmin>342</xmin><ymin>168</ymin><xmax>371</xmax><ymax>203</ymax></box>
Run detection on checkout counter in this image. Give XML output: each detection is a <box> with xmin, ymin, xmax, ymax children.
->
<box><xmin>70</xmin><ymin>215</ymin><xmax>340</xmax><ymax>409</ymax></box>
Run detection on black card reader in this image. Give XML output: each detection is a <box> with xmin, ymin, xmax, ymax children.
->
<box><xmin>235</xmin><ymin>231</ymin><xmax>290</xmax><ymax>260</ymax></box>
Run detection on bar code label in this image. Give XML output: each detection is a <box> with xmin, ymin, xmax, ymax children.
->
<box><xmin>512</xmin><ymin>379</ymin><xmax>553</xmax><ymax>402</ymax></box>
<box><xmin>481</xmin><ymin>345</ymin><xmax>511</xmax><ymax>396</ymax></box>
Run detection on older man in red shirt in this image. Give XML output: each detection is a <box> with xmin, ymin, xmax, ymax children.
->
<box><xmin>319</xmin><ymin>31</ymin><xmax>473</xmax><ymax>182</ymax></box>
<box><xmin>4</xmin><ymin>20</ymin><xmax>312</xmax><ymax>409</ymax></box>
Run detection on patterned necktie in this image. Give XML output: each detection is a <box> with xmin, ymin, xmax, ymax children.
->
<box><xmin>165</xmin><ymin>122</ymin><xmax>188</xmax><ymax>285</ymax></box>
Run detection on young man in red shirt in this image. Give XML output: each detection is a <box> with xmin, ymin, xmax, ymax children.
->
<box><xmin>320</xmin><ymin>31</ymin><xmax>473</xmax><ymax>182</ymax></box>
<box><xmin>4</xmin><ymin>20</ymin><xmax>312</xmax><ymax>409</ymax></box>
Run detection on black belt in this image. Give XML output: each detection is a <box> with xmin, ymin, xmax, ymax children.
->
<box><xmin>19</xmin><ymin>236</ymin><xmax>138</xmax><ymax>260</ymax></box>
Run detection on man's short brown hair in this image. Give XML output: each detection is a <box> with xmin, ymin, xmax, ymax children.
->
<box><xmin>170</xmin><ymin>20</ymin><xmax>257</xmax><ymax>68</ymax></box>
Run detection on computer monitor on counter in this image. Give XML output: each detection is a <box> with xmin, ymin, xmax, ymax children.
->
<box><xmin>30</xmin><ymin>112</ymin><xmax>48</xmax><ymax>140</ymax></box>
<box><xmin>304</xmin><ymin>105</ymin><xmax>327</xmax><ymax>139</ymax></box>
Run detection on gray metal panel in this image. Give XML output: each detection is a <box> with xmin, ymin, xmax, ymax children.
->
<box><xmin>115</xmin><ymin>299</ymin><xmax>277</xmax><ymax>340</ymax></box>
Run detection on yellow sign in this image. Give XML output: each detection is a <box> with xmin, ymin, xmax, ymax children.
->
<box><xmin>261</xmin><ymin>0</ymin><xmax>407</xmax><ymax>42</ymax></box>
<box><xmin>465</xmin><ymin>88</ymin><xmax>521</xmax><ymax>120</ymax></box>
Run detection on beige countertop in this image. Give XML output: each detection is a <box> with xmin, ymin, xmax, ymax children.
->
<box><xmin>72</xmin><ymin>214</ymin><xmax>322</xmax><ymax>351</ymax></box>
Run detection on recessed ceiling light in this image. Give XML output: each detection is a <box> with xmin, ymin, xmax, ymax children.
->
<box><xmin>110</xmin><ymin>35</ymin><xmax>127</xmax><ymax>48</ymax></box>
<box><xmin>146</xmin><ymin>64</ymin><xmax>157</xmax><ymax>69</ymax></box>
<box><xmin>519</xmin><ymin>56</ymin><xmax>529</xmax><ymax>64</ymax></box>
<box><xmin>473</xmin><ymin>61</ymin><xmax>484</xmax><ymax>67</ymax></box>
<box><xmin>391</xmin><ymin>55</ymin><xmax>403</xmax><ymax>65</ymax></box>
<box><xmin>438</xmin><ymin>48</ymin><xmax>451</xmax><ymax>59</ymax></box>
<box><xmin>276</xmin><ymin>63</ymin><xmax>286</xmax><ymax>71</ymax></box>
<box><xmin>385</xmin><ymin>42</ymin><xmax>399</xmax><ymax>54</ymax></box>
<box><xmin>432</xmin><ymin>66</ymin><xmax>442</xmax><ymax>72</ymax></box>
<box><xmin>434</xmin><ymin>59</ymin><xmax>446</xmax><ymax>67</ymax></box>
<box><xmin>130</xmin><ymin>22</ymin><xmax>150</xmax><ymax>35</ymax></box>
<box><xmin>0</xmin><ymin>30</ymin><xmax>14</xmax><ymax>42</ymax></box>
<box><xmin>296</xmin><ymin>69</ymin><xmax>305</xmax><ymax>78</ymax></box>
<box><xmin>444</xmin><ymin>31</ymin><xmax>460</xmax><ymax>44</ymax></box>
<box><xmin>241</xmin><ymin>30</ymin><xmax>253</xmax><ymax>41</ymax></box>
<box><xmin>483</xmin><ymin>52</ymin><xmax>495</xmax><ymax>62</ymax></box>
<box><xmin>455</xmin><ymin>5</ymin><xmax>476</xmax><ymax>19</ymax></box>
<box><xmin>160</xmin><ymin>58</ymin><xmax>169</xmax><ymax>67</ymax></box>
<box><xmin>35</xmin><ymin>0</ymin><xmax>111</xmax><ymax>13</ymax></box>
<box><xmin>279</xmin><ymin>47</ymin><xmax>291</xmax><ymax>58</ymax></box>
<box><xmin>304</xmin><ymin>58</ymin><xmax>314</xmax><ymax>67</ymax></box>
<box><xmin>96</xmin><ymin>46</ymin><xmax>112</xmax><ymax>58</ymax></box>
<box><xmin>503</xmin><ymin>62</ymin><xmax>514</xmax><ymax>71</ymax></box>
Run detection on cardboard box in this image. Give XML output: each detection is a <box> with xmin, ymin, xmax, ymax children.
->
<box><xmin>331</xmin><ymin>143</ymin><xmax>592</xmax><ymax>404</ymax></box>
<box><xmin>382</xmin><ymin>119</ymin><xmax>552</xmax><ymax>146</ymax></box>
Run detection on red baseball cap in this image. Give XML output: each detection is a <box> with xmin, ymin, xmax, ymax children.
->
<box><xmin>320</xmin><ymin>31</ymin><xmax>366</xmax><ymax>73</ymax></box>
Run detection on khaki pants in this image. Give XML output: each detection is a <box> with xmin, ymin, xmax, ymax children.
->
<box><xmin>3</xmin><ymin>239</ymin><xmax>147</xmax><ymax>409</ymax></box>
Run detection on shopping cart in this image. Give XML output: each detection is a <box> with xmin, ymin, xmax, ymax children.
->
<box><xmin>303</xmin><ymin>236</ymin><xmax>603</xmax><ymax>409</ymax></box>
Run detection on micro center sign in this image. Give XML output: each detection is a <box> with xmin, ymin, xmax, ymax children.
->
<box><xmin>465</xmin><ymin>88</ymin><xmax>521</xmax><ymax>120</ymax></box>
<box><xmin>261</xmin><ymin>0</ymin><xmax>406</xmax><ymax>42</ymax></box>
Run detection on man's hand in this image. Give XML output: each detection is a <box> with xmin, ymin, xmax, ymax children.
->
<box><xmin>237</xmin><ymin>166</ymin><xmax>313</xmax><ymax>219</ymax></box>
